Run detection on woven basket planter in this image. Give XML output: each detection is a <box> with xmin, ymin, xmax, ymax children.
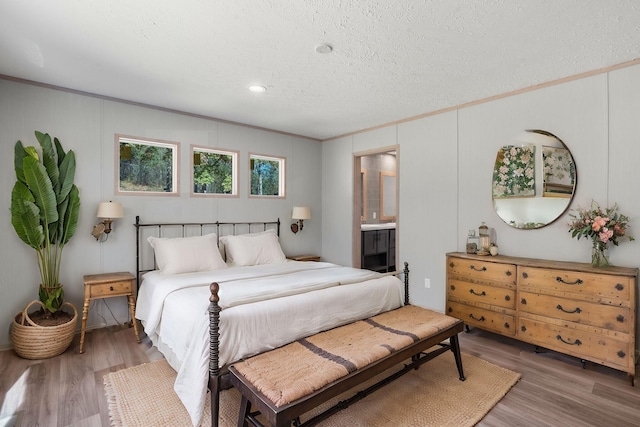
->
<box><xmin>10</xmin><ymin>300</ymin><xmax>78</xmax><ymax>359</ymax></box>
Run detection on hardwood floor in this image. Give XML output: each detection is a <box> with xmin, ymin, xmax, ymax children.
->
<box><xmin>0</xmin><ymin>325</ymin><xmax>162</xmax><ymax>427</ymax></box>
<box><xmin>0</xmin><ymin>325</ymin><xmax>638</xmax><ymax>426</ymax></box>
<box><xmin>460</xmin><ymin>328</ymin><xmax>640</xmax><ymax>427</ymax></box>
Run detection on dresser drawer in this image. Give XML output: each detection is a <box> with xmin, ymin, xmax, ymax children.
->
<box><xmin>519</xmin><ymin>267</ymin><xmax>631</xmax><ymax>301</ymax></box>
<box><xmin>448</xmin><ymin>278</ymin><xmax>515</xmax><ymax>310</ymax></box>
<box><xmin>519</xmin><ymin>291</ymin><xmax>630</xmax><ymax>333</ymax></box>
<box><xmin>447</xmin><ymin>257</ymin><xmax>516</xmax><ymax>285</ymax></box>
<box><xmin>518</xmin><ymin>317</ymin><xmax>634</xmax><ymax>371</ymax></box>
<box><xmin>89</xmin><ymin>280</ymin><xmax>133</xmax><ymax>298</ymax></box>
<box><xmin>447</xmin><ymin>301</ymin><xmax>515</xmax><ymax>336</ymax></box>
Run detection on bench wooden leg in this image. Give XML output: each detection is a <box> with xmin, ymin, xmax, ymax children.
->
<box><xmin>450</xmin><ymin>334</ymin><xmax>466</xmax><ymax>381</ymax></box>
<box><xmin>238</xmin><ymin>395</ymin><xmax>251</xmax><ymax>427</ymax></box>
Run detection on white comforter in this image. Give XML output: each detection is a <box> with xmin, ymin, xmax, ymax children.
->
<box><xmin>135</xmin><ymin>261</ymin><xmax>404</xmax><ymax>426</ymax></box>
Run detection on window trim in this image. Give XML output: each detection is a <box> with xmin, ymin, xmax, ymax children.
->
<box><xmin>115</xmin><ymin>134</ymin><xmax>181</xmax><ymax>197</ymax></box>
<box><xmin>248</xmin><ymin>152</ymin><xmax>286</xmax><ymax>199</ymax></box>
<box><xmin>190</xmin><ymin>144</ymin><xmax>239</xmax><ymax>198</ymax></box>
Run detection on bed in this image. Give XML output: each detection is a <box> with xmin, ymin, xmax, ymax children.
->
<box><xmin>133</xmin><ymin>217</ymin><xmax>408</xmax><ymax>426</ymax></box>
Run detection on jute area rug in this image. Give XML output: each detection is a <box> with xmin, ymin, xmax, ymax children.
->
<box><xmin>104</xmin><ymin>353</ymin><xmax>520</xmax><ymax>427</ymax></box>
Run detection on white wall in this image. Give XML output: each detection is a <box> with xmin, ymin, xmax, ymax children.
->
<box><xmin>0</xmin><ymin>79</ymin><xmax>322</xmax><ymax>349</ymax></box>
<box><xmin>321</xmin><ymin>135</ymin><xmax>353</xmax><ymax>265</ymax></box>
<box><xmin>3</xmin><ymin>63</ymin><xmax>640</xmax><ymax>351</ymax></box>
<box><xmin>321</xmin><ymin>64</ymin><xmax>640</xmax><ymax>345</ymax></box>
<box><xmin>396</xmin><ymin>111</ymin><xmax>458</xmax><ymax>310</ymax></box>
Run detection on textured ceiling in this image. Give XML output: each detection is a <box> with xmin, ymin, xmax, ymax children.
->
<box><xmin>1</xmin><ymin>1</ymin><xmax>640</xmax><ymax>140</ymax></box>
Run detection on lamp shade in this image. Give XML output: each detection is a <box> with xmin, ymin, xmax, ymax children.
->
<box><xmin>292</xmin><ymin>206</ymin><xmax>311</xmax><ymax>220</ymax></box>
<box><xmin>97</xmin><ymin>201</ymin><xmax>124</xmax><ymax>219</ymax></box>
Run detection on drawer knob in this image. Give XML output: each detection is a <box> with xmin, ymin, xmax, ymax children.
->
<box><xmin>110</xmin><ymin>286</ymin><xmax>114</xmax><ymax>291</ymax></box>
<box><xmin>469</xmin><ymin>314</ymin><xmax>485</xmax><ymax>322</ymax></box>
<box><xmin>505</xmin><ymin>270</ymin><xmax>512</xmax><ymax>276</ymax></box>
<box><xmin>469</xmin><ymin>289</ymin><xmax>486</xmax><ymax>296</ymax></box>
<box><xmin>556</xmin><ymin>304</ymin><xmax>581</xmax><ymax>314</ymax></box>
<box><xmin>450</xmin><ymin>285</ymin><xmax>456</xmax><ymax>291</ymax></box>
<box><xmin>505</xmin><ymin>295</ymin><xmax>511</xmax><ymax>301</ymax></box>
<box><xmin>504</xmin><ymin>322</ymin><xmax>510</xmax><ymax>329</ymax></box>
<box><xmin>617</xmin><ymin>351</ymin><xmax>626</xmax><ymax>359</ymax></box>
<box><xmin>521</xmin><ymin>325</ymin><xmax>527</xmax><ymax>332</ymax></box>
<box><xmin>470</xmin><ymin>265</ymin><xmax>486</xmax><ymax>272</ymax></box>
<box><xmin>449</xmin><ymin>262</ymin><xmax>455</xmax><ymax>268</ymax></box>
<box><xmin>522</xmin><ymin>272</ymin><xmax>528</xmax><ymax>279</ymax></box>
<box><xmin>556</xmin><ymin>277</ymin><xmax>583</xmax><ymax>285</ymax></box>
<box><xmin>556</xmin><ymin>335</ymin><xmax>582</xmax><ymax>346</ymax></box>
<box><xmin>617</xmin><ymin>314</ymin><xmax>625</xmax><ymax>323</ymax></box>
<box><xmin>521</xmin><ymin>298</ymin><xmax>527</xmax><ymax>305</ymax></box>
<box><xmin>615</xmin><ymin>283</ymin><xmax>624</xmax><ymax>291</ymax></box>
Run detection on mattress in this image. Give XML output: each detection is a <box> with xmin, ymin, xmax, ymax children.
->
<box><xmin>135</xmin><ymin>261</ymin><xmax>404</xmax><ymax>426</ymax></box>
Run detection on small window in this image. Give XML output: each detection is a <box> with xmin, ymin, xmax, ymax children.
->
<box><xmin>116</xmin><ymin>135</ymin><xmax>179</xmax><ymax>196</ymax></box>
<box><xmin>191</xmin><ymin>145</ymin><xmax>238</xmax><ymax>197</ymax></box>
<box><xmin>249</xmin><ymin>153</ymin><xmax>285</xmax><ymax>198</ymax></box>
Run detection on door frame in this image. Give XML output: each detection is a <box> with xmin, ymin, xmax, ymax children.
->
<box><xmin>353</xmin><ymin>145</ymin><xmax>399</xmax><ymax>268</ymax></box>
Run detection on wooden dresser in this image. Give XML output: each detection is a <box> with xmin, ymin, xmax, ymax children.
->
<box><xmin>446</xmin><ymin>252</ymin><xmax>638</xmax><ymax>383</ymax></box>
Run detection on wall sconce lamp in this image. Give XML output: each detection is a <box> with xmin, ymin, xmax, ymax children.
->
<box><xmin>92</xmin><ymin>201</ymin><xmax>124</xmax><ymax>241</ymax></box>
<box><xmin>291</xmin><ymin>206</ymin><xmax>311</xmax><ymax>234</ymax></box>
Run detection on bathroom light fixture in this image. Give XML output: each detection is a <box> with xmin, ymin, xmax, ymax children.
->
<box><xmin>291</xmin><ymin>206</ymin><xmax>311</xmax><ymax>234</ymax></box>
<box><xmin>248</xmin><ymin>85</ymin><xmax>267</xmax><ymax>93</ymax></box>
<box><xmin>92</xmin><ymin>201</ymin><xmax>124</xmax><ymax>241</ymax></box>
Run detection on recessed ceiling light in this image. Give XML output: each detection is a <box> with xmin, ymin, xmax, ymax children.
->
<box><xmin>248</xmin><ymin>85</ymin><xmax>267</xmax><ymax>93</ymax></box>
<box><xmin>315</xmin><ymin>44</ymin><xmax>333</xmax><ymax>54</ymax></box>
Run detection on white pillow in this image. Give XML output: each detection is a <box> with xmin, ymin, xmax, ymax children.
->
<box><xmin>220</xmin><ymin>229</ymin><xmax>286</xmax><ymax>267</ymax></box>
<box><xmin>147</xmin><ymin>233</ymin><xmax>227</xmax><ymax>274</ymax></box>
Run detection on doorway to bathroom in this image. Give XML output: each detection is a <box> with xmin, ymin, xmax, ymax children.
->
<box><xmin>353</xmin><ymin>146</ymin><xmax>398</xmax><ymax>270</ymax></box>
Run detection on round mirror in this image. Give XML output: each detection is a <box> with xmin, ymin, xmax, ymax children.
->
<box><xmin>492</xmin><ymin>130</ymin><xmax>577</xmax><ymax>229</ymax></box>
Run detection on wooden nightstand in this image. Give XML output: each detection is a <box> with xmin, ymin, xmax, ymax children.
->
<box><xmin>287</xmin><ymin>255</ymin><xmax>321</xmax><ymax>262</ymax></box>
<box><xmin>80</xmin><ymin>271</ymin><xmax>140</xmax><ymax>353</ymax></box>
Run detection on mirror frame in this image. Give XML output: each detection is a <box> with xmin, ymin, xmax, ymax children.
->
<box><xmin>492</xmin><ymin>129</ymin><xmax>578</xmax><ymax>229</ymax></box>
<box><xmin>360</xmin><ymin>169</ymin><xmax>367</xmax><ymax>220</ymax></box>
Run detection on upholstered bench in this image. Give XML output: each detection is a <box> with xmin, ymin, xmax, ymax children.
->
<box><xmin>229</xmin><ymin>305</ymin><xmax>465</xmax><ymax>427</ymax></box>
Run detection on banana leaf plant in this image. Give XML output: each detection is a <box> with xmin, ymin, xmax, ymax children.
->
<box><xmin>10</xmin><ymin>131</ymin><xmax>81</xmax><ymax>316</ymax></box>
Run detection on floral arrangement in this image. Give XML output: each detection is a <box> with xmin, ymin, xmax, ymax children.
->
<box><xmin>492</xmin><ymin>145</ymin><xmax>536</xmax><ymax>198</ymax></box>
<box><xmin>568</xmin><ymin>201</ymin><xmax>634</xmax><ymax>267</ymax></box>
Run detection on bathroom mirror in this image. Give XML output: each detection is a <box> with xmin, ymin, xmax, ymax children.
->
<box><xmin>380</xmin><ymin>171</ymin><xmax>396</xmax><ymax>220</ymax></box>
<box><xmin>492</xmin><ymin>129</ymin><xmax>577</xmax><ymax>229</ymax></box>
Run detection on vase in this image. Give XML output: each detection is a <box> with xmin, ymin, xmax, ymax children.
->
<box><xmin>591</xmin><ymin>244</ymin><xmax>609</xmax><ymax>268</ymax></box>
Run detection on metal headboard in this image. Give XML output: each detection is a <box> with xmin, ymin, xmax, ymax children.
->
<box><xmin>134</xmin><ymin>215</ymin><xmax>281</xmax><ymax>291</ymax></box>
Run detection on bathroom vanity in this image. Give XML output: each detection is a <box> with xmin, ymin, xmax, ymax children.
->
<box><xmin>361</xmin><ymin>223</ymin><xmax>396</xmax><ymax>273</ymax></box>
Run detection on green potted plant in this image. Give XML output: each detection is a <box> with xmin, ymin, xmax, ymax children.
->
<box><xmin>9</xmin><ymin>131</ymin><xmax>81</xmax><ymax>359</ymax></box>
